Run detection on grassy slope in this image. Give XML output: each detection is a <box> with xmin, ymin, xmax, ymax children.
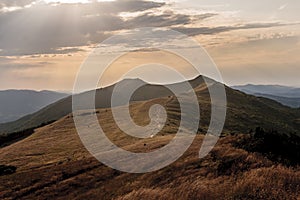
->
<box><xmin>224</xmin><ymin>86</ymin><xmax>300</xmax><ymax>134</ymax></box>
<box><xmin>0</xmin><ymin>100</ymin><xmax>299</xmax><ymax>199</ymax></box>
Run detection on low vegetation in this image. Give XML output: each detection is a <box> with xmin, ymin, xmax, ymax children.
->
<box><xmin>0</xmin><ymin>103</ymin><xmax>299</xmax><ymax>199</ymax></box>
<box><xmin>0</xmin><ymin>79</ymin><xmax>299</xmax><ymax>199</ymax></box>
<box><xmin>0</xmin><ymin>120</ymin><xmax>56</xmax><ymax>148</ymax></box>
<box><xmin>0</xmin><ymin>165</ymin><xmax>16</xmax><ymax>176</ymax></box>
<box><xmin>234</xmin><ymin>127</ymin><xmax>300</xmax><ymax>166</ymax></box>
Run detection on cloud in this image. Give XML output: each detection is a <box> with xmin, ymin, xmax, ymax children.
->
<box><xmin>0</xmin><ymin>1</ymin><xmax>215</xmax><ymax>56</ymax></box>
<box><xmin>0</xmin><ymin>0</ymin><xmax>165</xmax><ymax>13</ymax></box>
<box><xmin>278</xmin><ymin>4</ymin><xmax>287</xmax><ymax>10</ymax></box>
<box><xmin>0</xmin><ymin>0</ymin><xmax>298</xmax><ymax>57</ymax></box>
<box><xmin>173</xmin><ymin>22</ymin><xmax>300</xmax><ymax>36</ymax></box>
<box><xmin>0</xmin><ymin>0</ymin><xmax>34</xmax><ymax>9</ymax></box>
<box><xmin>126</xmin><ymin>11</ymin><xmax>189</xmax><ymax>27</ymax></box>
<box><xmin>0</xmin><ymin>56</ymin><xmax>52</xmax><ymax>71</ymax></box>
<box><xmin>125</xmin><ymin>11</ymin><xmax>217</xmax><ymax>28</ymax></box>
<box><xmin>0</xmin><ymin>1</ymin><xmax>166</xmax><ymax>56</ymax></box>
<box><xmin>0</xmin><ymin>0</ymin><xmax>171</xmax><ymax>56</ymax></box>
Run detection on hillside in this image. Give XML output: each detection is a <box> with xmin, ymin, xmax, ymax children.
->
<box><xmin>0</xmin><ymin>99</ymin><xmax>299</xmax><ymax>199</ymax></box>
<box><xmin>0</xmin><ymin>76</ymin><xmax>299</xmax><ymax>138</ymax></box>
<box><xmin>0</xmin><ymin>90</ymin><xmax>68</xmax><ymax>123</ymax></box>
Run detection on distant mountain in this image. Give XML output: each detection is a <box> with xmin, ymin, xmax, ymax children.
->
<box><xmin>253</xmin><ymin>93</ymin><xmax>300</xmax><ymax>108</ymax></box>
<box><xmin>0</xmin><ymin>90</ymin><xmax>68</xmax><ymax>123</ymax></box>
<box><xmin>232</xmin><ymin>84</ymin><xmax>300</xmax><ymax>108</ymax></box>
<box><xmin>0</xmin><ymin>76</ymin><xmax>299</xmax><ymax>137</ymax></box>
<box><xmin>232</xmin><ymin>84</ymin><xmax>300</xmax><ymax>97</ymax></box>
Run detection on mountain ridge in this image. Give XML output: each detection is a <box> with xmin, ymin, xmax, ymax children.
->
<box><xmin>0</xmin><ymin>75</ymin><xmax>299</xmax><ymax>138</ymax></box>
<box><xmin>0</xmin><ymin>90</ymin><xmax>68</xmax><ymax>124</ymax></box>
<box><xmin>232</xmin><ymin>84</ymin><xmax>300</xmax><ymax>108</ymax></box>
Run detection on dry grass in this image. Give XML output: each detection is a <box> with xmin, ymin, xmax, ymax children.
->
<box><xmin>0</xmin><ymin>99</ymin><xmax>299</xmax><ymax>199</ymax></box>
<box><xmin>114</xmin><ymin>165</ymin><xmax>300</xmax><ymax>200</ymax></box>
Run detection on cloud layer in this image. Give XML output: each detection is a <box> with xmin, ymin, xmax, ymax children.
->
<box><xmin>1</xmin><ymin>0</ymin><xmax>297</xmax><ymax>56</ymax></box>
<box><xmin>0</xmin><ymin>0</ymin><xmax>299</xmax><ymax>90</ymax></box>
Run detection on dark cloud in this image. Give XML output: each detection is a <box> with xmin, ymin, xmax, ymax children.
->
<box><xmin>194</xmin><ymin>13</ymin><xmax>218</xmax><ymax>20</ymax></box>
<box><xmin>0</xmin><ymin>0</ymin><xmax>168</xmax><ymax>56</ymax></box>
<box><xmin>125</xmin><ymin>11</ymin><xmax>217</xmax><ymax>28</ymax></box>
<box><xmin>0</xmin><ymin>0</ymin><xmax>295</xmax><ymax>57</ymax></box>
<box><xmin>126</xmin><ymin>11</ymin><xmax>192</xmax><ymax>27</ymax></box>
<box><xmin>0</xmin><ymin>1</ymin><xmax>221</xmax><ymax>56</ymax></box>
<box><xmin>173</xmin><ymin>22</ymin><xmax>300</xmax><ymax>36</ymax></box>
<box><xmin>91</xmin><ymin>0</ymin><xmax>165</xmax><ymax>14</ymax></box>
<box><xmin>0</xmin><ymin>6</ymin><xmax>213</xmax><ymax>56</ymax></box>
<box><xmin>0</xmin><ymin>0</ymin><xmax>165</xmax><ymax>12</ymax></box>
<box><xmin>0</xmin><ymin>1</ymin><xmax>204</xmax><ymax>56</ymax></box>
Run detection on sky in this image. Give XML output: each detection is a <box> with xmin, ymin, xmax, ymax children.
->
<box><xmin>0</xmin><ymin>0</ymin><xmax>299</xmax><ymax>91</ymax></box>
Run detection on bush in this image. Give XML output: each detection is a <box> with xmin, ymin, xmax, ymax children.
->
<box><xmin>235</xmin><ymin>127</ymin><xmax>300</xmax><ymax>166</ymax></box>
<box><xmin>0</xmin><ymin>165</ymin><xmax>16</xmax><ymax>176</ymax></box>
